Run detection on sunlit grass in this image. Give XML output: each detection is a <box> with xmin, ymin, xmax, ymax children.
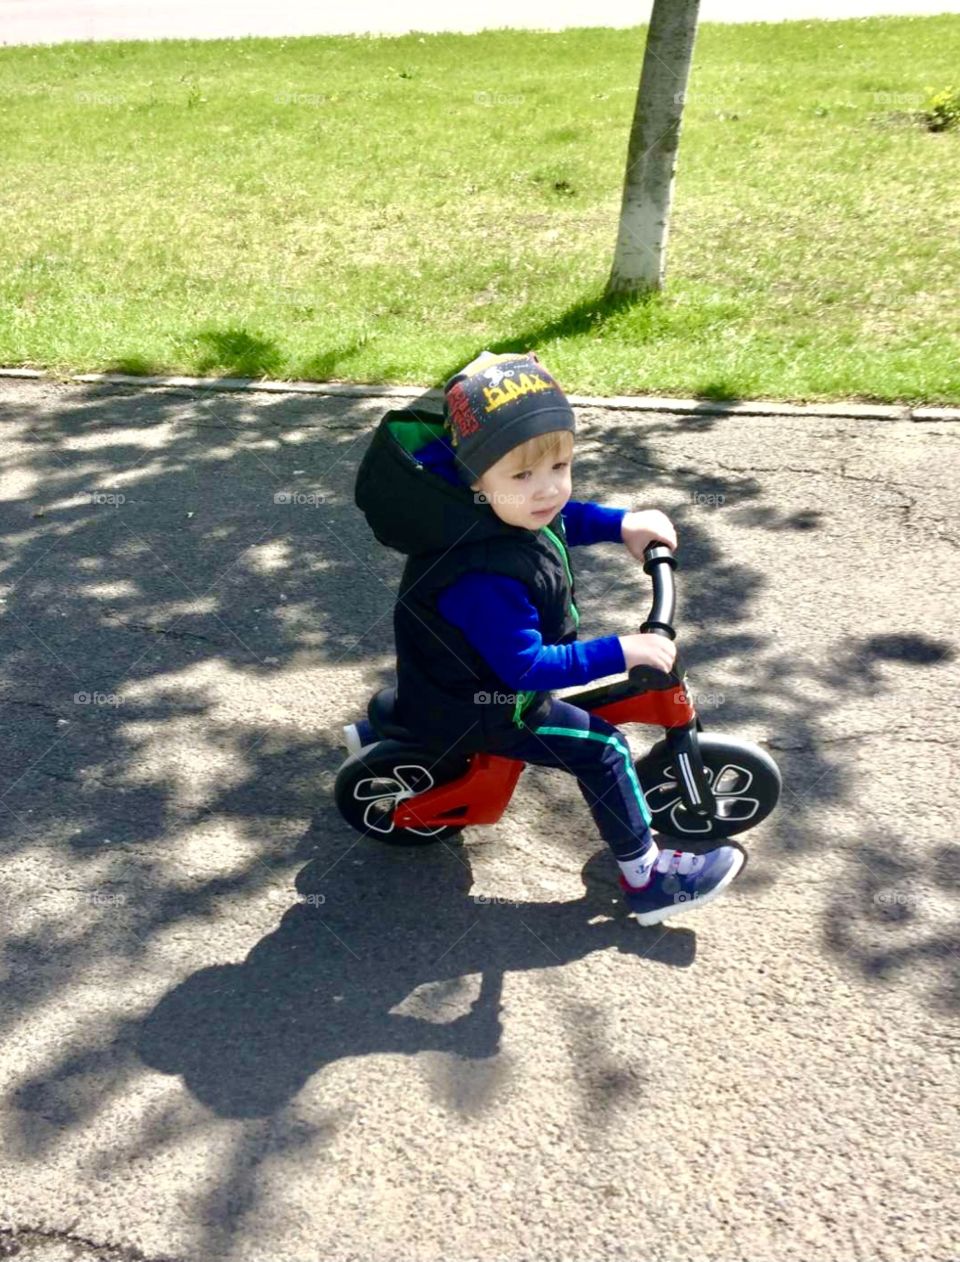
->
<box><xmin>0</xmin><ymin>16</ymin><xmax>957</xmax><ymax>403</ymax></box>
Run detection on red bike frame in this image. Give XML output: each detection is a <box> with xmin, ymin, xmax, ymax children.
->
<box><xmin>392</xmin><ymin>682</ymin><xmax>695</xmax><ymax>831</ymax></box>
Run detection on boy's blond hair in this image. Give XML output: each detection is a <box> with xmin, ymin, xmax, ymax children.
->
<box><xmin>498</xmin><ymin>428</ymin><xmax>574</xmax><ymax>473</ymax></box>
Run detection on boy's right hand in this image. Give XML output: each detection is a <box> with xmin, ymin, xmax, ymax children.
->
<box><xmin>619</xmin><ymin>632</ymin><xmax>677</xmax><ymax>674</ymax></box>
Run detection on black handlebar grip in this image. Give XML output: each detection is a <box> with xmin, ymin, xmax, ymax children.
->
<box><xmin>640</xmin><ymin>541</ymin><xmax>677</xmax><ymax>639</ymax></box>
<box><xmin>639</xmin><ymin>622</ymin><xmax>676</xmax><ymax>640</ymax></box>
<box><xmin>642</xmin><ymin>541</ymin><xmax>678</xmax><ymax>573</ymax></box>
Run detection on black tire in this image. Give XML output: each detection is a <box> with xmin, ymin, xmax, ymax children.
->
<box><xmin>635</xmin><ymin>733</ymin><xmax>781</xmax><ymax>842</ymax></box>
<box><xmin>333</xmin><ymin>740</ymin><xmax>469</xmax><ymax>845</ymax></box>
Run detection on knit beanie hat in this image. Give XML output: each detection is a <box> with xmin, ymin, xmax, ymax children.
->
<box><xmin>442</xmin><ymin>350</ymin><xmax>576</xmax><ymax>486</ymax></box>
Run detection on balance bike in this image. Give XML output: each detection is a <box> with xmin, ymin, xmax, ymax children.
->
<box><xmin>335</xmin><ymin>543</ymin><xmax>782</xmax><ymax>845</ymax></box>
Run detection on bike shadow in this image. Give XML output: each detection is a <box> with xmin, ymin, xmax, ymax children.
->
<box><xmin>135</xmin><ymin>841</ymin><xmax>695</xmax><ymax>1119</ymax></box>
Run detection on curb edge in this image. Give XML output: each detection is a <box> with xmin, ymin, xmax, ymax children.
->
<box><xmin>0</xmin><ymin>366</ymin><xmax>956</xmax><ymax>422</ymax></box>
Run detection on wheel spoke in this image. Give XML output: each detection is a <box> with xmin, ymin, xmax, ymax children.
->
<box><xmin>353</xmin><ymin>765</ymin><xmax>448</xmax><ymax>837</ymax></box>
<box><xmin>645</xmin><ymin>777</ymin><xmax>682</xmax><ymax>815</ymax></box>
<box><xmin>362</xmin><ymin>798</ymin><xmax>397</xmax><ymax>834</ymax></box>
<box><xmin>353</xmin><ymin>775</ymin><xmax>402</xmax><ymax>801</ymax></box>
<box><xmin>668</xmin><ymin>802</ymin><xmax>714</xmax><ymax>835</ymax></box>
<box><xmin>713</xmin><ymin>795</ymin><xmax>760</xmax><ymax>822</ymax></box>
<box><xmin>394</xmin><ymin>764</ymin><xmax>435</xmax><ymax>795</ymax></box>
<box><xmin>713</xmin><ymin>764</ymin><xmax>753</xmax><ymax>795</ymax></box>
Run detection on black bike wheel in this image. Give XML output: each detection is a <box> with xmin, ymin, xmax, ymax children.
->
<box><xmin>334</xmin><ymin>740</ymin><xmax>469</xmax><ymax>845</ymax></box>
<box><xmin>635</xmin><ymin>734</ymin><xmax>781</xmax><ymax>842</ymax></box>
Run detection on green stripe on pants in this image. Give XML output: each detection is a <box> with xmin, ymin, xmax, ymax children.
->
<box><xmin>531</xmin><ymin>724</ymin><xmax>653</xmax><ymax>829</ymax></box>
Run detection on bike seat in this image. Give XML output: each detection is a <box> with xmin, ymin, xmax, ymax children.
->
<box><xmin>367</xmin><ymin>687</ymin><xmax>415</xmax><ymax>741</ymax></box>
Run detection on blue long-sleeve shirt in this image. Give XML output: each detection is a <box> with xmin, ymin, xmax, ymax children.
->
<box><xmin>414</xmin><ymin>435</ymin><xmax>628</xmax><ymax>690</ymax></box>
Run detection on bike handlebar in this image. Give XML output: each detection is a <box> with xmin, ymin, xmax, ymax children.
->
<box><xmin>640</xmin><ymin>541</ymin><xmax>678</xmax><ymax>640</ymax></box>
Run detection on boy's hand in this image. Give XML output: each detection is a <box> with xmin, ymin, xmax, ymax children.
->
<box><xmin>621</xmin><ymin>509</ymin><xmax>677</xmax><ymax>561</ymax></box>
<box><xmin>619</xmin><ymin>632</ymin><xmax>677</xmax><ymax>674</ymax></box>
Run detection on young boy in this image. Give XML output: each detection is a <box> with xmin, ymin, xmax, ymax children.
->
<box><xmin>353</xmin><ymin>350</ymin><xmax>744</xmax><ymax>925</ymax></box>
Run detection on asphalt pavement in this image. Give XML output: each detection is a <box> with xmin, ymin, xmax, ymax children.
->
<box><xmin>0</xmin><ymin>376</ymin><xmax>957</xmax><ymax>1262</ymax></box>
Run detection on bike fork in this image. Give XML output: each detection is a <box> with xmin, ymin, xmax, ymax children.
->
<box><xmin>664</xmin><ymin>719</ymin><xmax>717</xmax><ymax>818</ymax></box>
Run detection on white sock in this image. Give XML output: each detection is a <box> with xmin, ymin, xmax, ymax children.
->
<box><xmin>618</xmin><ymin>841</ymin><xmax>660</xmax><ymax>889</ymax></box>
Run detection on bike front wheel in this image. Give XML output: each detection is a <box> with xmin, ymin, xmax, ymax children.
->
<box><xmin>635</xmin><ymin>733</ymin><xmax>781</xmax><ymax>841</ymax></box>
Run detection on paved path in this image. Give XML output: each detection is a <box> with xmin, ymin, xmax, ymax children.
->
<box><xmin>0</xmin><ymin>377</ymin><xmax>957</xmax><ymax>1261</ymax></box>
<box><xmin>2</xmin><ymin>0</ymin><xmax>958</xmax><ymax>44</ymax></box>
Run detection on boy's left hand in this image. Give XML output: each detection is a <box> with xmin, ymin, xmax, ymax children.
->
<box><xmin>621</xmin><ymin>509</ymin><xmax>677</xmax><ymax>561</ymax></box>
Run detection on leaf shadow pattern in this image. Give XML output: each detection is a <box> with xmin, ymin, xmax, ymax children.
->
<box><xmin>6</xmin><ymin>843</ymin><xmax>691</xmax><ymax>1253</ymax></box>
<box><xmin>0</xmin><ymin>378</ymin><xmax>956</xmax><ymax>1253</ymax></box>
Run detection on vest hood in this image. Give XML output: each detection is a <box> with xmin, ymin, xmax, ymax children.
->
<box><xmin>354</xmin><ymin>406</ymin><xmax>529</xmax><ymax>557</ymax></box>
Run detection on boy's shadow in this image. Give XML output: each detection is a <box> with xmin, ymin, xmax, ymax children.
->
<box><xmin>136</xmin><ymin>842</ymin><xmax>696</xmax><ymax>1118</ymax></box>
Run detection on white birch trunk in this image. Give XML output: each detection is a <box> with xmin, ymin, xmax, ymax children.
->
<box><xmin>605</xmin><ymin>0</ymin><xmax>702</xmax><ymax>296</ymax></box>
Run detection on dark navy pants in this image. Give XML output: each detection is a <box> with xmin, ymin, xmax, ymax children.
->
<box><xmin>502</xmin><ymin>697</ymin><xmax>655</xmax><ymax>862</ymax></box>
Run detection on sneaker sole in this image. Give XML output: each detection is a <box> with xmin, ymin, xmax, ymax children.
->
<box><xmin>631</xmin><ymin>847</ymin><xmax>746</xmax><ymax>927</ymax></box>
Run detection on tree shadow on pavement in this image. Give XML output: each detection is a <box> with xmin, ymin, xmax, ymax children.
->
<box><xmin>0</xmin><ymin>377</ymin><xmax>956</xmax><ymax>1255</ymax></box>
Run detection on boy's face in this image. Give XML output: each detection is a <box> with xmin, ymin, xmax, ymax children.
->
<box><xmin>470</xmin><ymin>437</ymin><xmax>573</xmax><ymax>530</ymax></box>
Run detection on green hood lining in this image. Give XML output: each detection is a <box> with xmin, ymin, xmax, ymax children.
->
<box><xmin>387</xmin><ymin>415</ymin><xmax>446</xmax><ymax>454</ymax></box>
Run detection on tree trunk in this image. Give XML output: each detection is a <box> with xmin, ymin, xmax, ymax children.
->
<box><xmin>605</xmin><ymin>0</ymin><xmax>701</xmax><ymax>297</ymax></box>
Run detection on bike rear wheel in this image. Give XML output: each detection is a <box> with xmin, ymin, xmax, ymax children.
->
<box><xmin>334</xmin><ymin>740</ymin><xmax>469</xmax><ymax>845</ymax></box>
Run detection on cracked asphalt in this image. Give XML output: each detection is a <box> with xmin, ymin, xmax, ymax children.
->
<box><xmin>0</xmin><ymin>377</ymin><xmax>957</xmax><ymax>1262</ymax></box>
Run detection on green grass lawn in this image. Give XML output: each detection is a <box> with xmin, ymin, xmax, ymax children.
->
<box><xmin>1</xmin><ymin>17</ymin><xmax>958</xmax><ymax>404</ymax></box>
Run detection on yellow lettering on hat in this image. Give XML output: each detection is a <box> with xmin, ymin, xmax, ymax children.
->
<box><xmin>482</xmin><ymin>372</ymin><xmax>554</xmax><ymax>414</ymax></box>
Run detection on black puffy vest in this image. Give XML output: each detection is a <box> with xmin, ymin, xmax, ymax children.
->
<box><xmin>355</xmin><ymin>405</ymin><xmax>580</xmax><ymax>756</ymax></box>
